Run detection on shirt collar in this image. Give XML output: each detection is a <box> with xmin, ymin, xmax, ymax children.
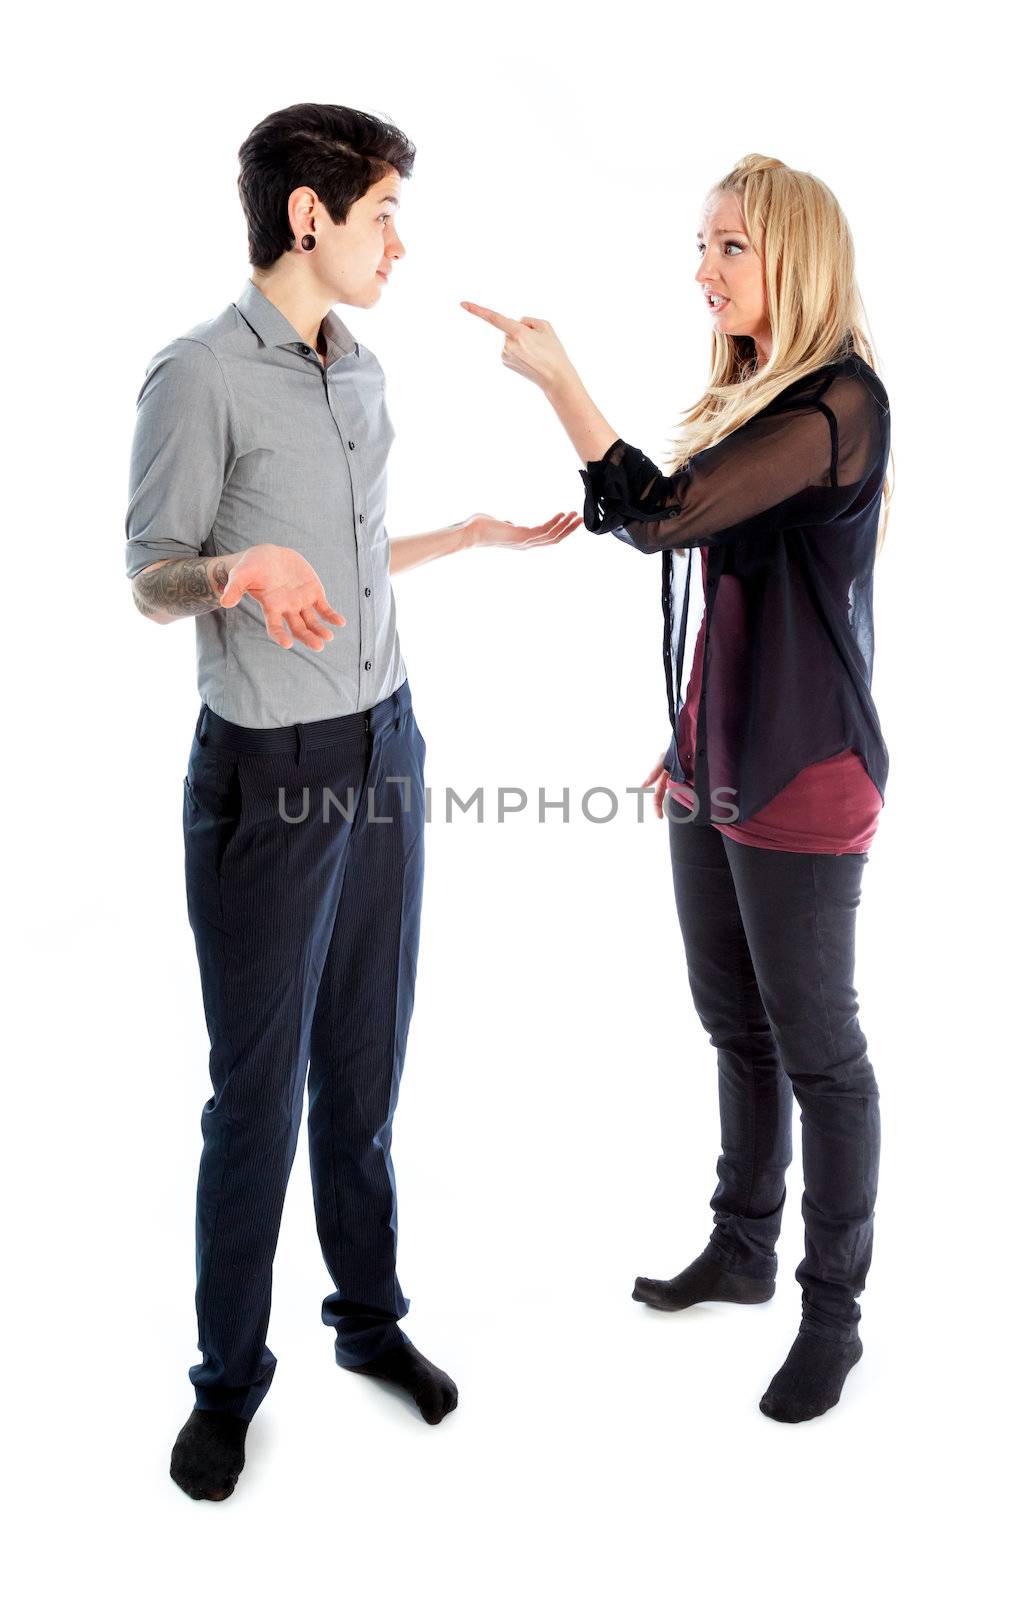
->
<box><xmin>234</xmin><ymin>278</ymin><xmax>359</xmax><ymax>360</ymax></box>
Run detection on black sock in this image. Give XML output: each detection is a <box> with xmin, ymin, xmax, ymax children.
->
<box><xmin>347</xmin><ymin>1342</ymin><xmax>458</xmax><ymax>1425</ymax></box>
<box><xmin>632</xmin><ymin>1248</ymin><xmax>775</xmax><ymax>1311</ymax></box>
<box><xmin>759</xmin><ymin>1329</ymin><xmax>863</xmax><ymax>1423</ymax></box>
<box><xmin>170</xmin><ymin>1407</ymin><xmax>250</xmax><ymax>1500</ymax></box>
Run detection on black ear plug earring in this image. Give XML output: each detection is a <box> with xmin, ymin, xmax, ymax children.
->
<box><xmin>301</xmin><ymin>235</ymin><xmax>316</xmax><ymax>251</ymax></box>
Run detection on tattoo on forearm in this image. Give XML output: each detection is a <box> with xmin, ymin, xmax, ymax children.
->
<box><xmin>133</xmin><ymin>557</ymin><xmax>231</xmax><ymax>618</ymax></box>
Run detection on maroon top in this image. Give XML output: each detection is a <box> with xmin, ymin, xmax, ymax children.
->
<box><xmin>666</xmin><ymin>549</ymin><xmax>882</xmax><ymax>854</ymax></box>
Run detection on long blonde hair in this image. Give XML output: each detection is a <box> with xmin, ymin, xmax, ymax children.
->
<box><xmin>666</xmin><ymin>154</ymin><xmax>894</xmax><ymax>559</ymax></box>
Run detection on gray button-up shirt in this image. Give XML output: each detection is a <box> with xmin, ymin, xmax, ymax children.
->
<box><xmin>124</xmin><ymin>279</ymin><xmax>407</xmax><ymax>727</ymax></box>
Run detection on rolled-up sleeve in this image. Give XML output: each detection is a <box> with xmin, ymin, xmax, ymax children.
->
<box><xmin>124</xmin><ymin>337</ymin><xmax>236</xmax><ymax>580</ymax></box>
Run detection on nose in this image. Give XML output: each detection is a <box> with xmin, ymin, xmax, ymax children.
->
<box><xmin>386</xmin><ymin>224</ymin><xmax>405</xmax><ymax>261</ymax></box>
<box><xmin>695</xmin><ymin>251</ymin><xmax>720</xmax><ymax>287</ymax></box>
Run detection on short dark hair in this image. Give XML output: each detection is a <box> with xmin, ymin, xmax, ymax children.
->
<box><xmin>237</xmin><ymin>102</ymin><xmax>416</xmax><ymax>269</ymax></box>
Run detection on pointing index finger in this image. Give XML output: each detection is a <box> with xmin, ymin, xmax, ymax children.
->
<box><xmin>460</xmin><ymin>301</ymin><xmax>521</xmax><ymax>335</ymax></box>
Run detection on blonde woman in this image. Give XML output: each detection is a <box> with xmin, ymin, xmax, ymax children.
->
<box><xmin>463</xmin><ymin>154</ymin><xmax>891</xmax><ymax>1424</ymax></box>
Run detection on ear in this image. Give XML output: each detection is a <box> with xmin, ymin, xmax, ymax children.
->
<box><xmin>288</xmin><ymin>185</ymin><xmax>318</xmax><ymax>239</ymax></box>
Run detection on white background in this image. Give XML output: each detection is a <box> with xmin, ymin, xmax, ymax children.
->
<box><xmin>5</xmin><ymin>2</ymin><xmax>1004</xmax><ymax>1594</ymax></box>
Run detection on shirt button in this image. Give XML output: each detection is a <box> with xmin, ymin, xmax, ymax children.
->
<box><xmin>348</xmin><ymin>440</ymin><xmax>355</xmax><ymax>450</ymax></box>
<box><xmin>364</xmin><ymin>660</ymin><xmax>372</xmax><ymax>671</ymax></box>
<box><xmin>364</xmin><ymin>586</ymin><xmax>372</xmax><ymax>597</ymax></box>
<box><xmin>298</xmin><ymin>343</ymin><xmax>310</xmax><ymax>354</ymax></box>
<box><xmin>359</xmin><ymin>512</ymin><xmax>364</xmax><ymax>524</ymax></box>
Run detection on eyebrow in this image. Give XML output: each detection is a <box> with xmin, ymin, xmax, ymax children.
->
<box><xmin>696</xmin><ymin>228</ymin><xmax>745</xmax><ymax>238</ymax></box>
<box><xmin>378</xmin><ymin>195</ymin><xmax>400</xmax><ymax>207</ymax></box>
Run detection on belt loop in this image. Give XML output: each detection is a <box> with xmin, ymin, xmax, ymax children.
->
<box><xmin>196</xmin><ymin>703</ymin><xmax>208</xmax><ymax>746</ymax></box>
<box><xmin>294</xmin><ymin>722</ymin><xmax>304</xmax><ymax>767</ymax></box>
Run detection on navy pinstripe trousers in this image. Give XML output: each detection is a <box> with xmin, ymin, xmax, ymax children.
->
<box><xmin>182</xmin><ymin>679</ymin><xmax>425</xmax><ymax>1420</ymax></box>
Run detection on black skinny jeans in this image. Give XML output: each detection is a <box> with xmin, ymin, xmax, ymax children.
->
<box><xmin>667</xmin><ymin>798</ymin><xmax>881</xmax><ymax>1343</ymax></box>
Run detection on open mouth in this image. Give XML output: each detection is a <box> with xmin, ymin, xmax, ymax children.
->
<box><xmin>706</xmin><ymin>294</ymin><xmax>730</xmax><ymax>312</ymax></box>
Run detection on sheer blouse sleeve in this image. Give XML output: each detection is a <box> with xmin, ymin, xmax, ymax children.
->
<box><xmin>579</xmin><ymin>374</ymin><xmax>883</xmax><ymax>552</ymax></box>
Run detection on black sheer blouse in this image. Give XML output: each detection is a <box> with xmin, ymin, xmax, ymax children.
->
<box><xmin>579</xmin><ymin>353</ymin><xmax>891</xmax><ymax>826</ymax></box>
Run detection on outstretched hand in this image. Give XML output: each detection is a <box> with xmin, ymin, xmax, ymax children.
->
<box><xmin>219</xmin><ymin>544</ymin><xmax>346</xmax><ymax>650</ymax></box>
<box><xmin>460</xmin><ymin>302</ymin><xmax>578</xmax><ymax>394</ymax></box>
<box><xmin>465</xmin><ymin>510</ymin><xmax>582</xmax><ymax>551</ymax></box>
